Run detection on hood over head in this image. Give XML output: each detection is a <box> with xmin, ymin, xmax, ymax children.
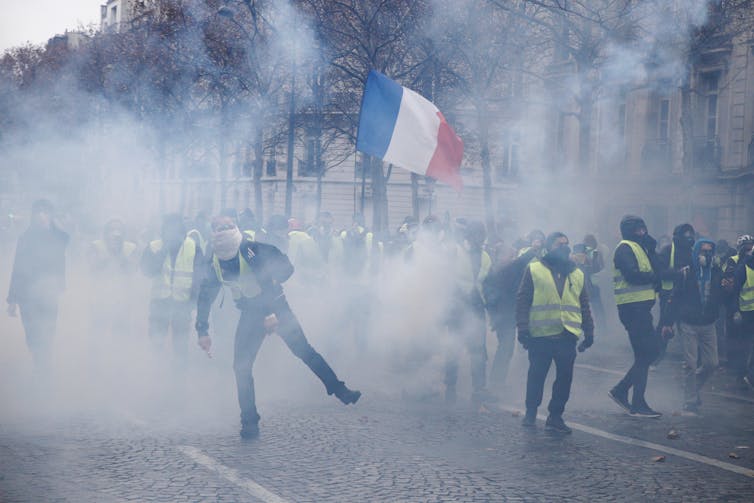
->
<box><xmin>620</xmin><ymin>215</ymin><xmax>646</xmax><ymax>241</ymax></box>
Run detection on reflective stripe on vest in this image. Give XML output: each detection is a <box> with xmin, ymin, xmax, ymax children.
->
<box><xmin>529</xmin><ymin>261</ymin><xmax>584</xmax><ymax>338</ymax></box>
<box><xmin>613</xmin><ymin>240</ymin><xmax>656</xmax><ymax>305</ymax></box>
<box><xmin>213</xmin><ymin>253</ymin><xmax>262</xmax><ymax>301</ymax></box>
<box><xmin>661</xmin><ymin>242</ymin><xmax>675</xmax><ymax>292</ymax></box>
<box><xmin>243</xmin><ymin>229</ymin><xmax>256</xmax><ymax>241</ymax></box>
<box><xmin>150</xmin><ymin>238</ymin><xmax>196</xmax><ymax>301</ymax></box>
<box><xmin>740</xmin><ymin>265</ymin><xmax>754</xmax><ymax>312</ymax></box>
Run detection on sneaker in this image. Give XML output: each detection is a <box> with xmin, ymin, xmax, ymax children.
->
<box><xmin>608</xmin><ymin>388</ymin><xmax>631</xmax><ymax>413</ymax></box>
<box><xmin>545</xmin><ymin>416</ymin><xmax>572</xmax><ymax>434</ymax></box>
<box><xmin>521</xmin><ymin>410</ymin><xmax>537</xmax><ymax>428</ymax></box>
<box><xmin>240</xmin><ymin>421</ymin><xmax>259</xmax><ymax>440</ymax></box>
<box><xmin>629</xmin><ymin>406</ymin><xmax>662</xmax><ymax>419</ymax></box>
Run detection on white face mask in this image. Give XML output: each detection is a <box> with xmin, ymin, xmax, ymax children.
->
<box><xmin>213</xmin><ymin>227</ymin><xmax>243</xmax><ymax>260</ymax></box>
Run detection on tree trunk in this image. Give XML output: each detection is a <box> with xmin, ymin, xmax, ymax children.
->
<box><xmin>478</xmin><ymin>106</ymin><xmax>494</xmax><ymax>231</ymax></box>
<box><xmin>253</xmin><ymin>128</ymin><xmax>264</xmax><ymax>224</ymax></box>
<box><xmin>578</xmin><ymin>93</ymin><xmax>592</xmax><ymax>171</ymax></box>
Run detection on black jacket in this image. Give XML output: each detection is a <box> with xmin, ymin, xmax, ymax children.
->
<box><xmin>669</xmin><ymin>263</ymin><xmax>723</xmax><ymax>326</ymax></box>
<box><xmin>7</xmin><ymin>225</ymin><xmax>69</xmax><ymax>304</ymax></box>
<box><xmin>195</xmin><ymin>240</ymin><xmax>294</xmax><ymax>334</ymax></box>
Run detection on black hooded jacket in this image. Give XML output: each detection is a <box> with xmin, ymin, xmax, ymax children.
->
<box><xmin>668</xmin><ymin>239</ymin><xmax>722</xmax><ymax>325</ymax></box>
<box><xmin>7</xmin><ymin>224</ymin><xmax>69</xmax><ymax>305</ymax></box>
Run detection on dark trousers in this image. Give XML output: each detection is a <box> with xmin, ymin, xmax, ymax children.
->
<box><xmin>444</xmin><ymin>302</ymin><xmax>487</xmax><ymax>393</ymax></box>
<box><xmin>727</xmin><ymin>315</ymin><xmax>754</xmax><ymax>380</ymax></box>
<box><xmin>615</xmin><ymin>304</ymin><xmax>660</xmax><ymax>408</ymax></box>
<box><xmin>19</xmin><ymin>298</ymin><xmax>59</xmax><ymax>369</ymax></box>
<box><xmin>148</xmin><ymin>298</ymin><xmax>193</xmax><ymax>361</ymax></box>
<box><xmin>233</xmin><ymin>296</ymin><xmax>342</xmax><ymax>425</ymax></box>
<box><xmin>525</xmin><ymin>335</ymin><xmax>577</xmax><ymax>418</ymax></box>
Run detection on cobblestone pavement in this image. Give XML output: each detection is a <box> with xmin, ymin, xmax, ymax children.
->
<box><xmin>2</xmin><ymin>361</ymin><xmax>754</xmax><ymax>502</ymax></box>
<box><xmin>2</xmin><ymin>303</ymin><xmax>754</xmax><ymax>502</ymax></box>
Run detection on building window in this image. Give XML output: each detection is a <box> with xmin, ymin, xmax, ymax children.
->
<box><xmin>699</xmin><ymin>71</ymin><xmax>720</xmax><ymax>140</ymax></box>
<box><xmin>706</xmin><ymin>94</ymin><xmax>718</xmax><ymax>139</ymax></box>
<box><xmin>265</xmin><ymin>157</ymin><xmax>276</xmax><ymax>177</ymax></box>
<box><xmin>298</xmin><ymin>137</ymin><xmax>318</xmax><ymax>177</ymax></box>
<box><xmin>658</xmin><ymin>99</ymin><xmax>670</xmax><ymax>142</ymax></box>
<box><xmin>497</xmin><ymin>131</ymin><xmax>519</xmax><ymax>180</ymax></box>
<box><xmin>110</xmin><ymin>5</ymin><xmax>118</xmax><ymax>24</ymax></box>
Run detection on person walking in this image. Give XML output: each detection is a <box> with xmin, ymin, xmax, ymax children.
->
<box><xmin>668</xmin><ymin>239</ymin><xmax>722</xmax><ymax>414</ymax></box>
<box><xmin>6</xmin><ymin>199</ymin><xmax>69</xmax><ymax>370</ymax></box>
<box><xmin>608</xmin><ymin>215</ymin><xmax>664</xmax><ymax>418</ymax></box>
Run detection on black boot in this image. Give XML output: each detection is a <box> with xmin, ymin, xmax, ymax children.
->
<box><xmin>329</xmin><ymin>381</ymin><xmax>361</xmax><ymax>405</ymax></box>
<box><xmin>240</xmin><ymin>420</ymin><xmax>259</xmax><ymax>440</ymax></box>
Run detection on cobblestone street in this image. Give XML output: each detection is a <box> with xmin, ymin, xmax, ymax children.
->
<box><xmin>2</xmin><ymin>334</ymin><xmax>754</xmax><ymax>502</ymax></box>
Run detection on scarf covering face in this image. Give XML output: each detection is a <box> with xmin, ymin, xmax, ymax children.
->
<box><xmin>213</xmin><ymin>227</ymin><xmax>243</xmax><ymax>260</ymax></box>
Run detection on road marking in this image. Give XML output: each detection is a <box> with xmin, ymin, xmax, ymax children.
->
<box><xmin>501</xmin><ymin>406</ymin><xmax>754</xmax><ymax>478</ymax></box>
<box><xmin>575</xmin><ymin>363</ymin><xmax>624</xmax><ymax>376</ymax></box>
<box><xmin>178</xmin><ymin>445</ymin><xmax>290</xmax><ymax>503</ymax></box>
<box><xmin>575</xmin><ymin>363</ymin><xmax>754</xmax><ymax>404</ymax></box>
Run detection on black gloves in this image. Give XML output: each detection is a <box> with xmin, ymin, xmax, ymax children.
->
<box><xmin>578</xmin><ymin>334</ymin><xmax>594</xmax><ymax>352</ymax></box>
<box><xmin>518</xmin><ymin>330</ymin><xmax>532</xmax><ymax>350</ymax></box>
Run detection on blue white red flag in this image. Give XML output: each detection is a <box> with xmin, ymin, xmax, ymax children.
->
<box><xmin>356</xmin><ymin>70</ymin><xmax>464</xmax><ymax>191</ymax></box>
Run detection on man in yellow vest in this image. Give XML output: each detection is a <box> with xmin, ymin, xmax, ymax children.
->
<box><xmin>195</xmin><ymin>215</ymin><xmax>360</xmax><ymax>440</ymax></box>
<box><xmin>608</xmin><ymin>215</ymin><xmax>664</xmax><ymax>418</ymax></box>
<box><xmin>723</xmin><ymin>234</ymin><xmax>754</xmax><ymax>384</ymax></box>
<box><xmin>445</xmin><ymin>220</ymin><xmax>493</xmax><ymax>404</ymax></box>
<box><xmin>516</xmin><ymin>232</ymin><xmax>594</xmax><ymax>434</ymax></box>
<box><xmin>655</xmin><ymin>224</ymin><xmax>696</xmax><ymax>362</ymax></box>
<box><xmin>731</xmin><ymin>237</ymin><xmax>754</xmax><ymax>390</ymax></box>
<box><xmin>140</xmin><ymin>214</ymin><xmax>204</xmax><ymax>362</ymax></box>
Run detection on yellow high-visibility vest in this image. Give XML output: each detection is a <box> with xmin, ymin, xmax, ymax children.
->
<box><xmin>613</xmin><ymin>240</ymin><xmax>656</xmax><ymax>305</ymax></box>
<box><xmin>661</xmin><ymin>242</ymin><xmax>675</xmax><ymax>292</ymax></box>
<box><xmin>212</xmin><ymin>253</ymin><xmax>261</xmax><ymax>301</ymax></box>
<box><xmin>455</xmin><ymin>244</ymin><xmax>491</xmax><ymax>301</ymax></box>
<box><xmin>149</xmin><ymin>238</ymin><xmax>196</xmax><ymax>301</ymax></box>
<box><xmin>243</xmin><ymin>229</ymin><xmax>256</xmax><ymax>241</ymax></box>
<box><xmin>740</xmin><ymin>265</ymin><xmax>754</xmax><ymax>312</ymax></box>
<box><xmin>529</xmin><ymin>261</ymin><xmax>584</xmax><ymax>338</ymax></box>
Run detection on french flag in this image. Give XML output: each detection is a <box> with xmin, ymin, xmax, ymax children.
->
<box><xmin>356</xmin><ymin>70</ymin><xmax>464</xmax><ymax>191</ymax></box>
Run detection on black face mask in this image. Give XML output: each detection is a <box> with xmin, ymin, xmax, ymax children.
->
<box><xmin>681</xmin><ymin>235</ymin><xmax>695</xmax><ymax>247</ymax></box>
<box><xmin>548</xmin><ymin>245</ymin><xmax>571</xmax><ymax>263</ymax></box>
